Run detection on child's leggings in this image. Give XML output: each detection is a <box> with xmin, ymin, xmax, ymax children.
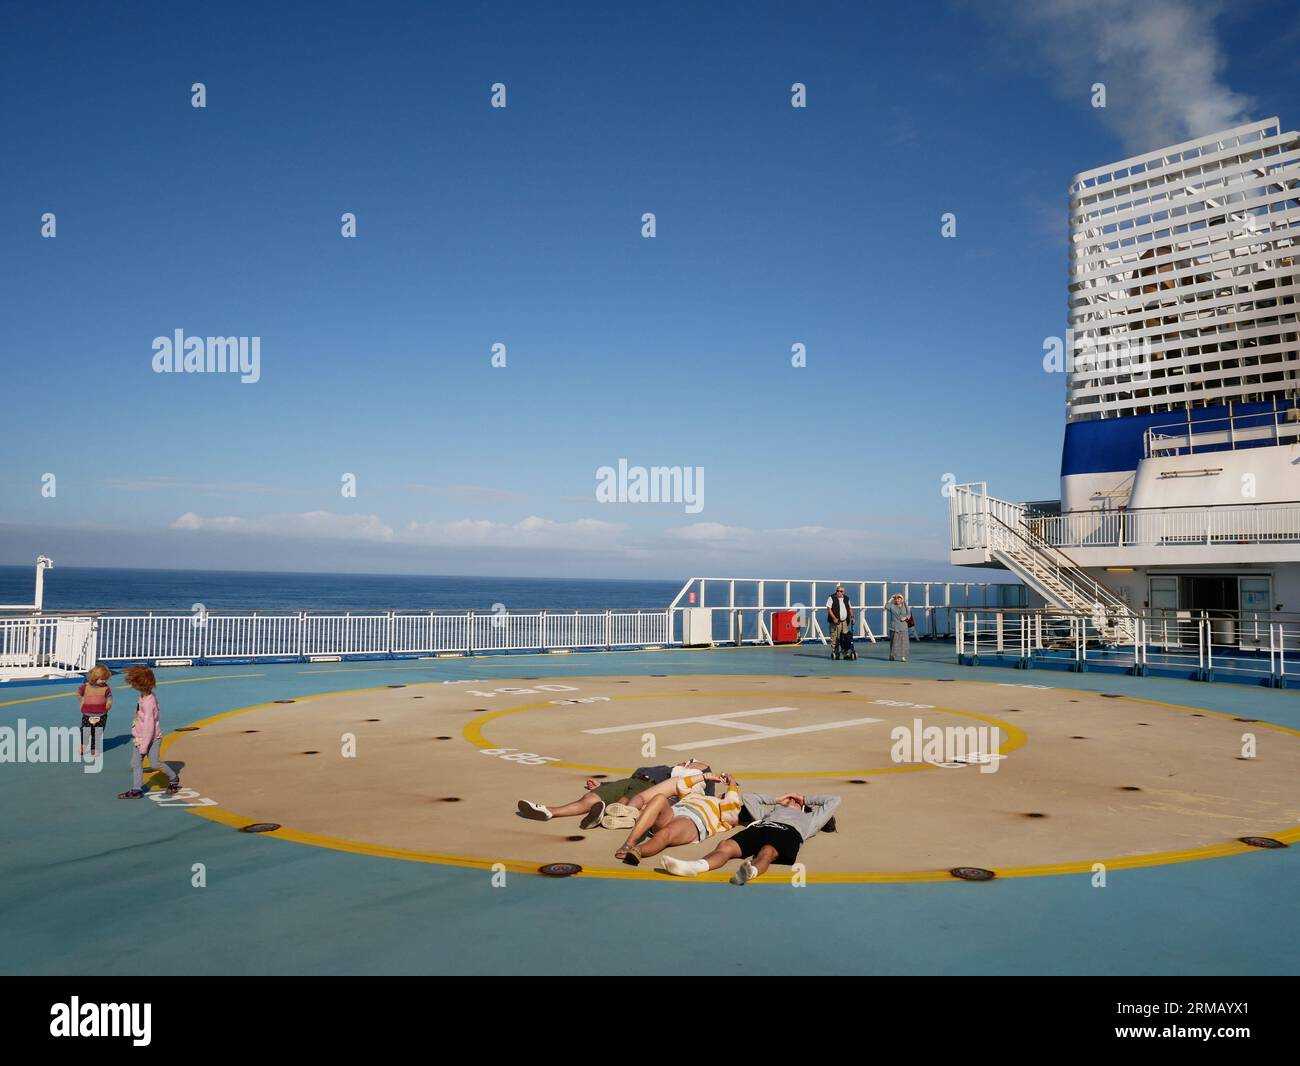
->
<box><xmin>80</xmin><ymin>715</ymin><xmax>105</xmax><ymax>752</ymax></box>
<box><xmin>132</xmin><ymin>738</ymin><xmax>178</xmax><ymax>791</ymax></box>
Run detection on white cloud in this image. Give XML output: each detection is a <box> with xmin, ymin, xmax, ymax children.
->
<box><xmin>992</xmin><ymin>0</ymin><xmax>1253</xmax><ymax>151</ymax></box>
<box><xmin>403</xmin><ymin>515</ymin><xmax>627</xmax><ymax>549</ymax></box>
<box><xmin>171</xmin><ymin>511</ymin><xmax>395</xmax><ymax>542</ymax></box>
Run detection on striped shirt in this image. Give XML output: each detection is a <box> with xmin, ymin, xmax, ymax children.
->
<box><xmin>674</xmin><ymin>772</ymin><xmax>742</xmax><ymax>837</ymax></box>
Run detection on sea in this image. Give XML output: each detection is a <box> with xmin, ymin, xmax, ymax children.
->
<box><xmin>0</xmin><ymin>566</ymin><xmax>683</xmax><ymax>614</ymax></box>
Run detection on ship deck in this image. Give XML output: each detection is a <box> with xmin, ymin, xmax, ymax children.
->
<box><xmin>3</xmin><ymin>638</ymin><xmax>1298</xmax><ymax>975</ymax></box>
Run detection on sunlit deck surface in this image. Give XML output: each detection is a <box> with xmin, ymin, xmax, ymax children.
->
<box><xmin>4</xmin><ymin>638</ymin><xmax>1298</xmax><ymax>975</ymax></box>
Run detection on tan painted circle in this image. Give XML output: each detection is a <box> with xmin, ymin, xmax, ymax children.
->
<box><xmin>163</xmin><ymin>674</ymin><xmax>1300</xmax><ymax>883</ymax></box>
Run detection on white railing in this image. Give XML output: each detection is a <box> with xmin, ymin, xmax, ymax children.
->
<box><xmin>53</xmin><ymin>609</ymin><xmax>674</xmax><ymax>667</ymax></box>
<box><xmin>951</xmin><ymin>482</ymin><xmax>1300</xmax><ymax>552</ymax></box>
<box><xmin>955</xmin><ymin>607</ymin><xmax>1300</xmax><ymax>685</ymax></box>
<box><xmin>668</xmin><ymin>576</ymin><xmax>1026</xmax><ymax>645</ymax></box>
<box><xmin>0</xmin><ymin>615</ymin><xmax>97</xmax><ymax>677</ymax></box>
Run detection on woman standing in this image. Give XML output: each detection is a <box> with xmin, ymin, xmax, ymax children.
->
<box><xmin>888</xmin><ymin>593</ymin><xmax>911</xmax><ymax>662</ymax></box>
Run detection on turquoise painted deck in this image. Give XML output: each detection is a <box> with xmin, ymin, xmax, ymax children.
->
<box><xmin>3</xmin><ymin>640</ymin><xmax>1297</xmax><ymax>976</ymax></box>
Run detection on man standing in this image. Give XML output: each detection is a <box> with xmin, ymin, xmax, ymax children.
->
<box><xmin>659</xmin><ymin>790</ymin><xmax>842</xmax><ymax>884</ymax></box>
<box><xmin>826</xmin><ymin>583</ymin><xmax>854</xmax><ymax>659</ymax></box>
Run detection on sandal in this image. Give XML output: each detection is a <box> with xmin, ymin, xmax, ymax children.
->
<box><xmin>167</xmin><ymin>781</ymin><xmax>183</xmax><ymax>793</ymax></box>
<box><xmin>616</xmin><ymin>844</ymin><xmax>642</xmax><ymax>866</ymax></box>
<box><xmin>117</xmin><ymin>789</ymin><xmax>143</xmax><ymax>799</ymax></box>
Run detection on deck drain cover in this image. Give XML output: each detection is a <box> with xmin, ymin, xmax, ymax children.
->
<box><xmin>365</xmin><ymin>718</ymin><xmax>381</xmax><ymax>722</ymax></box>
<box><xmin>1101</xmin><ymin>694</ymin><xmax>1122</xmax><ymax>699</ymax></box>
<box><xmin>239</xmin><ymin>823</ymin><xmax>281</xmax><ymax>834</ymax></box>
<box><xmin>387</xmin><ymin>684</ymin><xmax>406</xmax><ymax>688</ymax></box>
<box><xmin>243</xmin><ymin>730</ymin><xmax>259</xmax><ymax>734</ymax></box>
<box><xmin>1234</xmin><ymin>717</ymin><xmax>1260</xmax><ymax>723</ymax></box>
<box><xmin>435</xmin><ymin>736</ymin><xmax>451</xmax><ymax>740</ymax></box>
<box><xmin>440</xmin><ymin>796</ymin><xmax>461</xmax><ymax>803</ymax></box>
<box><xmin>539</xmin><ymin>862</ymin><xmax>582</xmax><ymax>878</ymax></box>
<box><xmin>274</xmin><ymin>699</ymin><xmax>295</xmax><ymax>704</ymax></box>
<box><xmin>950</xmin><ymin>867</ymin><xmax>995</xmax><ymax>881</ymax></box>
<box><xmin>302</xmin><ymin>750</ymin><xmax>319</xmax><ymax>755</ymax></box>
<box><xmin>848</xmin><ymin>779</ymin><xmax>868</xmax><ymax>784</ymax></box>
<box><xmin>1120</xmin><ymin>786</ymin><xmax>1142</xmax><ymax>791</ymax></box>
<box><xmin>175</xmin><ymin>726</ymin><xmax>200</xmax><ymax>732</ymax></box>
<box><xmin>1239</xmin><ymin>836</ymin><xmax>1287</xmax><ymax>849</ymax></box>
<box><xmin>564</xmin><ymin>835</ymin><xmax>585</xmax><ymax>842</ymax></box>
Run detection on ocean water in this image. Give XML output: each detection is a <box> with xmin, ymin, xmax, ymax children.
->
<box><xmin>0</xmin><ymin>566</ymin><xmax>683</xmax><ymax>614</ymax></box>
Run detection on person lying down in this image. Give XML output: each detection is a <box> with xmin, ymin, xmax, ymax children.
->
<box><xmin>516</xmin><ymin>759</ymin><xmax>715</xmax><ymax>830</ymax></box>
<box><xmin>660</xmin><ymin>790</ymin><xmax>842</xmax><ymax>885</ymax></box>
<box><xmin>614</xmin><ymin>768</ymin><xmax>742</xmax><ymax>865</ymax></box>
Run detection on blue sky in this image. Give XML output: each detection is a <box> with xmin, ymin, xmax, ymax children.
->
<box><xmin>2</xmin><ymin>0</ymin><xmax>1297</xmax><ymax>579</ymax></box>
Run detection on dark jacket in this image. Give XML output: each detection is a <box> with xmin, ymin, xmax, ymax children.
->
<box><xmin>826</xmin><ymin>592</ymin><xmax>854</xmax><ymax>624</ymax></box>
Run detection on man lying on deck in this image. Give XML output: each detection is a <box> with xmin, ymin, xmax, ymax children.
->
<box><xmin>660</xmin><ymin>791</ymin><xmax>841</xmax><ymax>884</ymax></box>
<box><xmin>614</xmin><ymin>769</ymin><xmax>741</xmax><ymax>865</ymax></box>
<box><xmin>516</xmin><ymin>759</ymin><xmax>714</xmax><ymax>830</ymax></box>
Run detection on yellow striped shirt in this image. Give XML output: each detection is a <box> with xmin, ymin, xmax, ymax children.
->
<box><xmin>674</xmin><ymin>773</ymin><xmax>742</xmax><ymax>837</ymax></box>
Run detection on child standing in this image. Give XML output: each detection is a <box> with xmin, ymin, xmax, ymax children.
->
<box><xmin>77</xmin><ymin>664</ymin><xmax>113</xmax><ymax>757</ymax></box>
<box><xmin>117</xmin><ymin>665</ymin><xmax>181</xmax><ymax>799</ymax></box>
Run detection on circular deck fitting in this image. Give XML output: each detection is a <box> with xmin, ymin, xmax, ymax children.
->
<box><xmin>239</xmin><ymin>823</ymin><xmax>281</xmax><ymax>834</ymax></box>
<box><xmin>386</xmin><ymin>685</ymin><xmax>406</xmax><ymax>689</ymax></box>
<box><xmin>950</xmin><ymin>867</ymin><xmax>996</xmax><ymax>881</ymax></box>
<box><xmin>175</xmin><ymin>726</ymin><xmax>200</xmax><ymax>732</ymax></box>
<box><xmin>274</xmin><ymin>700</ymin><xmax>295</xmax><ymax>704</ymax></box>
<box><xmin>161</xmin><ymin>673</ymin><xmax>1300</xmax><ymax>884</ymax></box>
<box><xmin>539</xmin><ymin>862</ymin><xmax>582</xmax><ymax>878</ymax></box>
<box><xmin>1239</xmin><ymin>836</ymin><xmax>1287</xmax><ymax>849</ymax></box>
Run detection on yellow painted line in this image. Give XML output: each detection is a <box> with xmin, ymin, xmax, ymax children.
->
<box><xmin>157</xmin><ymin>675</ymin><xmax>1300</xmax><ymax>883</ymax></box>
<box><xmin>178</xmin><ymin>797</ymin><xmax>1300</xmax><ymax>885</ymax></box>
<box><xmin>461</xmin><ymin>691</ymin><xmax>1028</xmax><ymax>777</ymax></box>
<box><xmin>0</xmin><ymin>672</ymin><xmax>266</xmax><ymax>709</ymax></box>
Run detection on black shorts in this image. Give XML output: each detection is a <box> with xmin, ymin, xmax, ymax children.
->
<box><xmin>729</xmin><ymin>823</ymin><xmax>802</xmax><ymax>865</ymax></box>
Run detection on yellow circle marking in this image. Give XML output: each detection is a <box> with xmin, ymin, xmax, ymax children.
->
<box><xmin>462</xmin><ymin>691</ymin><xmax>1027</xmax><ymax>777</ymax></box>
<box><xmin>159</xmin><ymin>677</ymin><xmax>1300</xmax><ymax>883</ymax></box>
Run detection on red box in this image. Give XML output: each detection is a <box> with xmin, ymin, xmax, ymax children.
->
<box><xmin>771</xmin><ymin>610</ymin><xmax>801</xmax><ymax>644</ymax></box>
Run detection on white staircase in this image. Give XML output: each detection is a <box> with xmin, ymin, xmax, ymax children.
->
<box><xmin>950</xmin><ymin>484</ymin><xmax>1137</xmax><ymax>644</ymax></box>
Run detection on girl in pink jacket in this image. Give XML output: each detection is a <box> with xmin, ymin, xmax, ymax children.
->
<box><xmin>118</xmin><ymin>665</ymin><xmax>181</xmax><ymax>799</ymax></box>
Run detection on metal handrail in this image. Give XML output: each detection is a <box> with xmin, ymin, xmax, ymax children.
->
<box><xmin>985</xmin><ymin>509</ymin><xmax>1133</xmax><ymax>619</ymax></box>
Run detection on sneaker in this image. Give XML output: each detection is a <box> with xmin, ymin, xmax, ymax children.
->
<box><xmin>579</xmin><ymin>799</ymin><xmax>605</xmax><ymax>830</ymax></box>
<box><xmin>730</xmin><ymin>861</ymin><xmax>759</xmax><ymax>885</ymax></box>
<box><xmin>660</xmin><ymin>855</ymin><xmax>703</xmax><ymax>877</ymax></box>
<box><xmin>117</xmin><ymin>789</ymin><xmax>144</xmax><ymax>800</ymax></box>
<box><xmin>600</xmin><ymin>803</ymin><xmax>638</xmax><ymax>830</ymax></box>
<box><xmin>516</xmin><ymin>800</ymin><xmax>552</xmax><ymax>821</ymax></box>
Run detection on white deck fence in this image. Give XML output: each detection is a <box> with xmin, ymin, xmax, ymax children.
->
<box><xmin>955</xmin><ymin>607</ymin><xmax>1300</xmax><ymax>685</ymax></box>
<box><xmin>0</xmin><ymin>576</ymin><xmax>1027</xmax><ymax>678</ymax></box>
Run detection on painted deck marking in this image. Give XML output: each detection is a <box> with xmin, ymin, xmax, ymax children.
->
<box><xmin>582</xmin><ymin>706</ymin><xmax>883</xmax><ymax>750</ymax></box>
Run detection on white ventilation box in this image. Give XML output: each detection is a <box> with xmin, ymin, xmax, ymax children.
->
<box><xmin>680</xmin><ymin>608</ymin><xmax>714</xmax><ymax>646</ymax></box>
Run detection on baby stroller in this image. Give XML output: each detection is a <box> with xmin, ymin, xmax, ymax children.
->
<box><xmin>832</xmin><ymin>620</ymin><xmax>857</xmax><ymax>660</ymax></box>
